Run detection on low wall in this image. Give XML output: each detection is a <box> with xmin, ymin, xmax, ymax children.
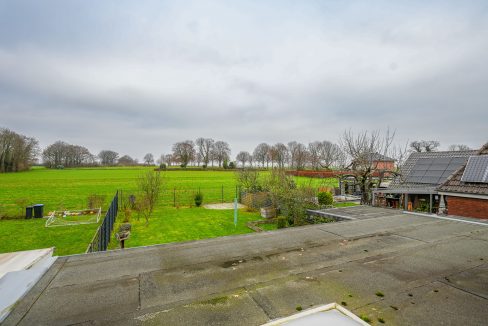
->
<box><xmin>448</xmin><ymin>196</ymin><xmax>488</xmax><ymax>219</ymax></box>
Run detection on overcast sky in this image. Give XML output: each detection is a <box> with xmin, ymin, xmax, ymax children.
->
<box><xmin>1</xmin><ymin>0</ymin><xmax>487</xmax><ymax>160</ymax></box>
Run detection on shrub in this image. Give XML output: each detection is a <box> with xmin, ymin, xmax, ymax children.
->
<box><xmin>159</xmin><ymin>163</ymin><xmax>167</xmax><ymax>170</ymax></box>
<box><xmin>228</xmin><ymin>161</ymin><xmax>235</xmax><ymax>169</ymax></box>
<box><xmin>277</xmin><ymin>216</ymin><xmax>287</xmax><ymax>229</ymax></box>
<box><xmin>202</xmin><ymin>164</ymin><xmax>207</xmax><ymax>168</ymax></box>
<box><xmin>180</xmin><ymin>163</ymin><xmax>187</xmax><ymax>168</ymax></box>
<box><xmin>194</xmin><ymin>191</ymin><xmax>203</xmax><ymax>207</ymax></box>
<box><xmin>56</xmin><ymin>165</ymin><xmax>64</xmax><ymax>169</ymax></box>
<box><xmin>223</xmin><ymin>160</ymin><xmax>229</xmax><ymax>169</ymax></box>
<box><xmin>317</xmin><ymin>191</ymin><xmax>333</xmax><ymax>206</ymax></box>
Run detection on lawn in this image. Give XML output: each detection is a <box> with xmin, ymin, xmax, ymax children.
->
<box><xmin>108</xmin><ymin>207</ymin><xmax>263</xmax><ymax>250</ymax></box>
<box><xmin>0</xmin><ymin>218</ymin><xmax>99</xmax><ymax>255</ymax></box>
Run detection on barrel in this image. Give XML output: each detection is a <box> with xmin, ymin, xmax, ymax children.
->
<box><xmin>33</xmin><ymin>204</ymin><xmax>44</xmax><ymax>218</ymax></box>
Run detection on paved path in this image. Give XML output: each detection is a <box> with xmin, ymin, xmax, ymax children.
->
<box><xmin>4</xmin><ymin>206</ymin><xmax>488</xmax><ymax>325</ymax></box>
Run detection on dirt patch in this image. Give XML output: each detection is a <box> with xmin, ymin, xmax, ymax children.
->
<box><xmin>203</xmin><ymin>203</ymin><xmax>246</xmax><ymax>210</ymax></box>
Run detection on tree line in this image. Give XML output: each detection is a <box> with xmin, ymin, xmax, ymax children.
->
<box><xmin>0</xmin><ymin>128</ymin><xmax>39</xmax><ymax>172</ymax></box>
<box><xmin>0</xmin><ymin>126</ymin><xmax>474</xmax><ymax>173</ymax></box>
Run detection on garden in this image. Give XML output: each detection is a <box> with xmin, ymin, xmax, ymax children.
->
<box><xmin>0</xmin><ymin>166</ymin><xmax>345</xmax><ymax>255</ymax></box>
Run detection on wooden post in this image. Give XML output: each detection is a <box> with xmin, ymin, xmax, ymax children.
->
<box><xmin>429</xmin><ymin>193</ymin><xmax>433</xmax><ymax>214</ymax></box>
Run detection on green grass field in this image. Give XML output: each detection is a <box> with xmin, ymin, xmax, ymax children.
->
<box><xmin>0</xmin><ymin>167</ymin><xmax>340</xmax><ymax>255</ymax></box>
<box><xmin>108</xmin><ymin>207</ymin><xmax>264</xmax><ymax>250</ymax></box>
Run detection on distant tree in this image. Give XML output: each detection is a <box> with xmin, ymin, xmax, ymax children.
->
<box><xmin>308</xmin><ymin>141</ymin><xmax>322</xmax><ymax>170</ymax></box>
<box><xmin>195</xmin><ymin>138</ymin><xmax>215</xmax><ymax>167</ymax></box>
<box><xmin>410</xmin><ymin>140</ymin><xmax>440</xmax><ymax>152</ymax></box>
<box><xmin>448</xmin><ymin>144</ymin><xmax>471</xmax><ymax>151</ymax></box>
<box><xmin>98</xmin><ymin>150</ymin><xmax>119</xmax><ymax>165</ymax></box>
<box><xmin>318</xmin><ymin>141</ymin><xmax>342</xmax><ymax>169</ymax></box>
<box><xmin>172</xmin><ymin>140</ymin><xmax>195</xmax><ymax>167</ymax></box>
<box><xmin>118</xmin><ymin>155</ymin><xmax>137</xmax><ymax>166</ymax></box>
<box><xmin>0</xmin><ymin>128</ymin><xmax>39</xmax><ymax>172</ymax></box>
<box><xmin>211</xmin><ymin>141</ymin><xmax>231</xmax><ymax>167</ymax></box>
<box><xmin>272</xmin><ymin>143</ymin><xmax>288</xmax><ymax>169</ymax></box>
<box><xmin>288</xmin><ymin>141</ymin><xmax>308</xmax><ymax>170</ymax></box>
<box><xmin>253</xmin><ymin>143</ymin><xmax>270</xmax><ymax>168</ymax></box>
<box><xmin>195</xmin><ymin>152</ymin><xmax>203</xmax><ymax>166</ymax></box>
<box><xmin>136</xmin><ymin>170</ymin><xmax>162</xmax><ymax>225</ymax></box>
<box><xmin>236</xmin><ymin>151</ymin><xmax>252</xmax><ymax>167</ymax></box>
<box><xmin>43</xmin><ymin>141</ymin><xmax>95</xmax><ymax>168</ymax></box>
<box><xmin>143</xmin><ymin>153</ymin><xmax>154</xmax><ymax>166</ymax></box>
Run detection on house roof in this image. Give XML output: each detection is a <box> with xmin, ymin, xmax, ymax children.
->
<box><xmin>368</xmin><ymin>152</ymin><xmax>395</xmax><ymax>162</ymax></box>
<box><xmin>387</xmin><ymin>150</ymin><xmax>476</xmax><ymax>193</ymax></box>
<box><xmin>437</xmin><ymin>143</ymin><xmax>488</xmax><ymax>196</ymax></box>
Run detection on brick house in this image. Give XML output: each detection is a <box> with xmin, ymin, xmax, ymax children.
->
<box><xmin>437</xmin><ymin>143</ymin><xmax>488</xmax><ymax>219</ymax></box>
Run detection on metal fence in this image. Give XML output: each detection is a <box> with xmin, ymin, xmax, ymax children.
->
<box><xmin>86</xmin><ymin>191</ymin><xmax>119</xmax><ymax>253</ymax></box>
<box><xmin>159</xmin><ymin>185</ymin><xmax>241</xmax><ymax>207</ymax></box>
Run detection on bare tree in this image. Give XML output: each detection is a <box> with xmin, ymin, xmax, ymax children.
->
<box><xmin>308</xmin><ymin>141</ymin><xmax>322</xmax><ymax>170</ymax></box>
<box><xmin>410</xmin><ymin>140</ymin><xmax>440</xmax><ymax>152</ymax></box>
<box><xmin>253</xmin><ymin>143</ymin><xmax>270</xmax><ymax>168</ymax></box>
<box><xmin>273</xmin><ymin>143</ymin><xmax>288</xmax><ymax>169</ymax></box>
<box><xmin>98</xmin><ymin>150</ymin><xmax>119</xmax><ymax>166</ymax></box>
<box><xmin>448</xmin><ymin>144</ymin><xmax>471</xmax><ymax>151</ymax></box>
<box><xmin>288</xmin><ymin>141</ymin><xmax>308</xmax><ymax>170</ymax></box>
<box><xmin>340</xmin><ymin>129</ymin><xmax>396</xmax><ymax>204</ymax></box>
<box><xmin>118</xmin><ymin>155</ymin><xmax>137</xmax><ymax>166</ymax></box>
<box><xmin>143</xmin><ymin>153</ymin><xmax>154</xmax><ymax>166</ymax></box>
<box><xmin>172</xmin><ymin>140</ymin><xmax>195</xmax><ymax>167</ymax></box>
<box><xmin>211</xmin><ymin>141</ymin><xmax>231</xmax><ymax>167</ymax></box>
<box><xmin>236</xmin><ymin>151</ymin><xmax>252</xmax><ymax>167</ymax></box>
<box><xmin>0</xmin><ymin>128</ymin><xmax>39</xmax><ymax>172</ymax></box>
<box><xmin>136</xmin><ymin>170</ymin><xmax>162</xmax><ymax>225</ymax></box>
<box><xmin>318</xmin><ymin>141</ymin><xmax>341</xmax><ymax>169</ymax></box>
<box><xmin>43</xmin><ymin>141</ymin><xmax>95</xmax><ymax>168</ymax></box>
<box><xmin>195</xmin><ymin>138</ymin><xmax>214</xmax><ymax>167</ymax></box>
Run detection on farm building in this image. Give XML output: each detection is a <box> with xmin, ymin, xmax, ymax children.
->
<box><xmin>437</xmin><ymin>143</ymin><xmax>488</xmax><ymax>219</ymax></box>
<box><xmin>372</xmin><ymin>149</ymin><xmax>476</xmax><ymax>212</ymax></box>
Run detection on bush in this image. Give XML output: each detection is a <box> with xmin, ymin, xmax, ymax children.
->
<box><xmin>159</xmin><ymin>163</ymin><xmax>167</xmax><ymax>170</ymax></box>
<box><xmin>228</xmin><ymin>161</ymin><xmax>235</xmax><ymax>169</ymax></box>
<box><xmin>317</xmin><ymin>191</ymin><xmax>333</xmax><ymax>206</ymax></box>
<box><xmin>56</xmin><ymin>165</ymin><xmax>64</xmax><ymax>169</ymax></box>
<box><xmin>223</xmin><ymin>160</ymin><xmax>229</xmax><ymax>169</ymax></box>
<box><xmin>202</xmin><ymin>164</ymin><xmax>207</xmax><ymax>168</ymax></box>
<box><xmin>194</xmin><ymin>191</ymin><xmax>203</xmax><ymax>207</ymax></box>
<box><xmin>180</xmin><ymin>163</ymin><xmax>187</xmax><ymax>168</ymax></box>
<box><xmin>277</xmin><ymin>216</ymin><xmax>287</xmax><ymax>229</ymax></box>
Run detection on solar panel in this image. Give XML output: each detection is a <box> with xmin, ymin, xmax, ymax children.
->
<box><xmin>461</xmin><ymin>155</ymin><xmax>488</xmax><ymax>183</ymax></box>
<box><xmin>406</xmin><ymin>156</ymin><xmax>468</xmax><ymax>185</ymax></box>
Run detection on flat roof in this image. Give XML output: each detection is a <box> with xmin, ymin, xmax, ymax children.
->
<box><xmin>4</xmin><ymin>206</ymin><xmax>488</xmax><ymax>326</ymax></box>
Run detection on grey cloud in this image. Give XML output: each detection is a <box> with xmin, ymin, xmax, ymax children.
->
<box><xmin>1</xmin><ymin>0</ymin><xmax>488</xmax><ymax>159</ymax></box>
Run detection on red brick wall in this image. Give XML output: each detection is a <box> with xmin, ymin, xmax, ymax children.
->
<box><xmin>447</xmin><ymin>196</ymin><xmax>488</xmax><ymax>219</ymax></box>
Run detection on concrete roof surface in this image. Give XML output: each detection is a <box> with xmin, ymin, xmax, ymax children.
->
<box><xmin>3</xmin><ymin>206</ymin><xmax>488</xmax><ymax>326</ymax></box>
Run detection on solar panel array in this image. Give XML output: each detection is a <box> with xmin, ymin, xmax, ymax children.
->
<box><xmin>406</xmin><ymin>156</ymin><xmax>468</xmax><ymax>185</ymax></box>
<box><xmin>461</xmin><ymin>155</ymin><xmax>488</xmax><ymax>183</ymax></box>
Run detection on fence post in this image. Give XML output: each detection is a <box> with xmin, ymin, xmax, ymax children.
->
<box><xmin>221</xmin><ymin>185</ymin><xmax>224</xmax><ymax>203</ymax></box>
<box><xmin>174</xmin><ymin>188</ymin><xmax>176</xmax><ymax>207</ymax></box>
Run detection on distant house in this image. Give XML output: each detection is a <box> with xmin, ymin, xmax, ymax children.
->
<box><xmin>437</xmin><ymin>143</ymin><xmax>488</xmax><ymax>219</ymax></box>
<box><xmin>372</xmin><ymin>150</ymin><xmax>476</xmax><ymax>212</ymax></box>
<box><xmin>352</xmin><ymin>152</ymin><xmax>395</xmax><ymax>171</ymax></box>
